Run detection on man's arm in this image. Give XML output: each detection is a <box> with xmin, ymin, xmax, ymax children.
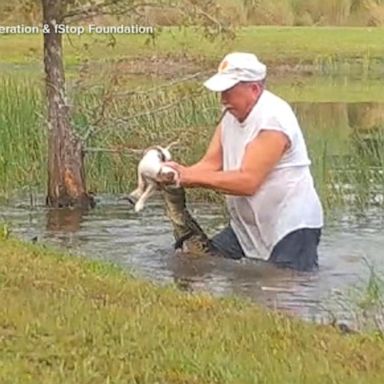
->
<box><xmin>186</xmin><ymin>124</ymin><xmax>223</xmax><ymax>172</ymax></box>
<box><xmin>179</xmin><ymin>130</ymin><xmax>290</xmax><ymax>196</ymax></box>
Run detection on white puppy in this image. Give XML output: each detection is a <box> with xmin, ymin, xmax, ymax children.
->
<box><xmin>127</xmin><ymin>145</ymin><xmax>180</xmax><ymax>212</ymax></box>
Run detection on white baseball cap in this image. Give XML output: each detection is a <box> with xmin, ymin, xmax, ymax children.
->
<box><xmin>203</xmin><ymin>52</ymin><xmax>267</xmax><ymax>92</ymax></box>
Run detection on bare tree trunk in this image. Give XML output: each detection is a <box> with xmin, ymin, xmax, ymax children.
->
<box><xmin>42</xmin><ymin>0</ymin><xmax>94</xmax><ymax>208</ymax></box>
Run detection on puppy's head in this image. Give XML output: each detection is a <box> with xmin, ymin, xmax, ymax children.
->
<box><xmin>143</xmin><ymin>146</ymin><xmax>172</xmax><ymax>162</ymax></box>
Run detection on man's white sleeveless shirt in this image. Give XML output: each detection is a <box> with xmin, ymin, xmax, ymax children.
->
<box><xmin>220</xmin><ymin>89</ymin><xmax>324</xmax><ymax>260</ymax></box>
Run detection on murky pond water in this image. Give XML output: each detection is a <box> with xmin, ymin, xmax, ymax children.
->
<box><xmin>2</xmin><ymin>191</ymin><xmax>384</xmax><ymax>326</ymax></box>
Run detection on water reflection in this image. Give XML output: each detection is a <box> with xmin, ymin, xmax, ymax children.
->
<box><xmin>347</xmin><ymin>102</ymin><xmax>384</xmax><ymax>131</ymax></box>
<box><xmin>46</xmin><ymin>207</ymin><xmax>88</xmax><ymax>232</ymax></box>
<box><xmin>348</xmin><ymin>102</ymin><xmax>384</xmax><ymax>162</ymax></box>
<box><xmin>292</xmin><ymin>102</ymin><xmax>384</xmax><ymax>211</ymax></box>
<box><xmin>292</xmin><ymin>102</ymin><xmax>366</xmax><ymax>166</ymax></box>
<box><xmin>293</xmin><ymin>101</ymin><xmax>384</xmax><ymax>132</ymax></box>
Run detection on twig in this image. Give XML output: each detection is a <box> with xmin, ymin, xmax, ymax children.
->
<box><xmin>111</xmin><ymin>95</ymin><xmax>194</xmax><ymax>124</ymax></box>
<box><xmin>81</xmin><ymin>78</ymin><xmax>118</xmax><ymax>142</ymax></box>
<box><xmin>217</xmin><ymin>107</ymin><xmax>228</xmax><ymax>125</ymax></box>
<box><xmin>178</xmin><ymin>0</ymin><xmax>232</xmax><ymax>36</ymax></box>
<box><xmin>165</xmin><ymin>139</ymin><xmax>180</xmax><ymax>150</ymax></box>
<box><xmin>193</xmin><ymin>6</ymin><xmax>224</xmax><ymax>33</ymax></box>
<box><xmin>84</xmin><ymin>139</ymin><xmax>185</xmax><ymax>156</ymax></box>
<box><xmin>80</xmin><ymin>75</ymin><xmax>207</xmax><ymax>143</ymax></box>
<box><xmin>113</xmin><ymin>72</ymin><xmax>207</xmax><ymax>98</ymax></box>
<box><xmin>83</xmin><ymin>147</ymin><xmax>145</xmax><ymax>156</ymax></box>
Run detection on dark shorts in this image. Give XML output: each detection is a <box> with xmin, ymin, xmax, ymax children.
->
<box><xmin>210</xmin><ymin>225</ymin><xmax>321</xmax><ymax>272</ymax></box>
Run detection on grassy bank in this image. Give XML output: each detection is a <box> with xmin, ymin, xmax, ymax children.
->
<box><xmin>1</xmin><ymin>26</ymin><xmax>384</xmax><ymax>72</ymax></box>
<box><xmin>1</xmin><ymin>234</ymin><xmax>384</xmax><ymax>383</ymax></box>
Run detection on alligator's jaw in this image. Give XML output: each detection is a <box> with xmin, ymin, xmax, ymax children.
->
<box><xmin>161</xmin><ymin>185</ymin><xmax>214</xmax><ymax>256</ymax></box>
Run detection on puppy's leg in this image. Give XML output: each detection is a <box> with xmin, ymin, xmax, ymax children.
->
<box><xmin>129</xmin><ymin>172</ymin><xmax>146</xmax><ymax>202</ymax></box>
<box><xmin>134</xmin><ymin>183</ymin><xmax>157</xmax><ymax>212</ymax></box>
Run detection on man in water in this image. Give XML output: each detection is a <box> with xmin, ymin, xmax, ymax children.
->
<box><xmin>165</xmin><ymin>52</ymin><xmax>324</xmax><ymax>271</ymax></box>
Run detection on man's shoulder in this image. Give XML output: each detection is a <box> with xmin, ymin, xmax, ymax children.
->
<box><xmin>258</xmin><ymin>90</ymin><xmax>297</xmax><ymax>124</ymax></box>
<box><xmin>262</xmin><ymin>89</ymin><xmax>292</xmax><ymax>110</ymax></box>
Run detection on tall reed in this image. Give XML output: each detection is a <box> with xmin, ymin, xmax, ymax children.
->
<box><xmin>0</xmin><ymin>75</ymin><xmax>46</xmax><ymax>198</ymax></box>
<box><xmin>1</xmin><ymin>75</ymin><xmax>384</xmax><ymax>218</ymax></box>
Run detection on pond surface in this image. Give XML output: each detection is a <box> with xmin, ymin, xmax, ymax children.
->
<box><xmin>2</xmin><ymin>192</ymin><xmax>384</xmax><ymax>327</ymax></box>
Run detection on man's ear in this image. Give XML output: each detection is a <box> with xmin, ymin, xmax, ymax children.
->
<box><xmin>249</xmin><ymin>82</ymin><xmax>260</xmax><ymax>94</ymax></box>
<box><xmin>256</xmin><ymin>82</ymin><xmax>264</xmax><ymax>93</ymax></box>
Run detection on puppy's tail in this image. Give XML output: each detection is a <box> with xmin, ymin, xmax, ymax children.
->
<box><xmin>165</xmin><ymin>140</ymin><xmax>180</xmax><ymax>152</ymax></box>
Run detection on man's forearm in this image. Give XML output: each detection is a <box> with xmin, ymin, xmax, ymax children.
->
<box><xmin>184</xmin><ymin>169</ymin><xmax>259</xmax><ymax>196</ymax></box>
<box><xmin>187</xmin><ymin>159</ymin><xmax>221</xmax><ymax>173</ymax></box>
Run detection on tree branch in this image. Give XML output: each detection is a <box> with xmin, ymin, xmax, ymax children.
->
<box><xmin>80</xmin><ymin>85</ymin><xmax>206</xmax><ymax>143</ymax></box>
<box><xmin>192</xmin><ymin>5</ymin><xmax>224</xmax><ymax>32</ymax></box>
<box><xmin>83</xmin><ymin>147</ymin><xmax>145</xmax><ymax>155</ymax></box>
<box><xmin>63</xmin><ymin>0</ymin><xmax>124</xmax><ymax>20</ymax></box>
<box><xmin>63</xmin><ymin>1</ymin><xmax>168</xmax><ymax>22</ymax></box>
<box><xmin>113</xmin><ymin>72</ymin><xmax>206</xmax><ymax>98</ymax></box>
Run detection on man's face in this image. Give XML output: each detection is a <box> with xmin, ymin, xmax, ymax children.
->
<box><xmin>220</xmin><ymin>82</ymin><xmax>262</xmax><ymax>122</ymax></box>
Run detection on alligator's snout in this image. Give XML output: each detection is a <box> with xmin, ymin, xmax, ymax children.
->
<box><xmin>161</xmin><ymin>184</ymin><xmax>213</xmax><ymax>256</ymax></box>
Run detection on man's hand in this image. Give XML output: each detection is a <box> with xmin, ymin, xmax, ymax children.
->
<box><xmin>155</xmin><ymin>162</ymin><xmax>184</xmax><ymax>186</ymax></box>
<box><xmin>156</xmin><ymin>171</ymin><xmax>176</xmax><ymax>185</ymax></box>
<box><xmin>160</xmin><ymin>161</ymin><xmax>194</xmax><ymax>187</ymax></box>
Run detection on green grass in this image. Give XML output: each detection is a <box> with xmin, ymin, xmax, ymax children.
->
<box><xmin>1</xmin><ymin>234</ymin><xmax>384</xmax><ymax>383</ymax></box>
<box><xmin>234</xmin><ymin>26</ymin><xmax>384</xmax><ymax>65</ymax></box>
<box><xmin>1</xmin><ymin>26</ymin><xmax>384</xmax><ymax>71</ymax></box>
